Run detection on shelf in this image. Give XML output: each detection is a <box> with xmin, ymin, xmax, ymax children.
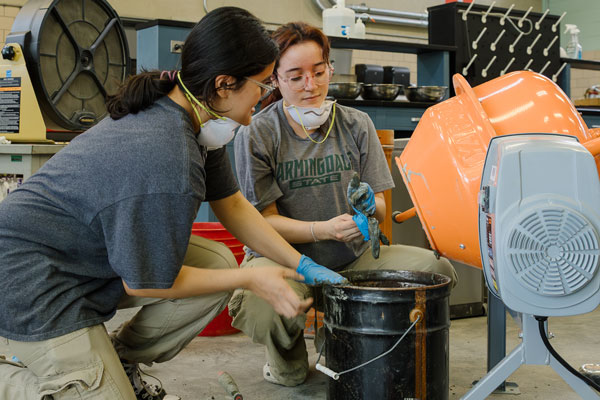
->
<box><xmin>325</xmin><ymin>35</ymin><xmax>453</xmax><ymax>131</ymax></box>
<box><xmin>557</xmin><ymin>59</ymin><xmax>600</xmax><ymax>97</ymax></box>
<box><xmin>328</xmin><ymin>36</ymin><xmax>455</xmax><ymax>54</ymax></box>
<box><xmin>135</xmin><ymin>19</ymin><xmax>195</xmax><ymax>30</ymax></box>
<box><xmin>336</xmin><ymin>98</ymin><xmax>437</xmax><ymax>108</ymax></box>
<box><xmin>561</xmin><ymin>58</ymin><xmax>600</xmax><ymax>71</ymax></box>
<box><xmin>577</xmin><ymin>107</ymin><xmax>600</xmax><ymax>115</ymax></box>
<box><xmin>0</xmin><ymin>144</ymin><xmax>65</xmax><ymax>154</ymax></box>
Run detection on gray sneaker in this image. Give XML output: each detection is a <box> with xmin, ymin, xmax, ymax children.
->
<box><xmin>263</xmin><ymin>362</ymin><xmax>282</xmax><ymax>385</ymax></box>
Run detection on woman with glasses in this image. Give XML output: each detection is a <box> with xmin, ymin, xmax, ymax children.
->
<box><xmin>230</xmin><ymin>22</ymin><xmax>458</xmax><ymax>387</ymax></box>
<box><xmin>0</xmin><ymin>9</ymin><xmax>344</xmax><ymax>400</ymax></box>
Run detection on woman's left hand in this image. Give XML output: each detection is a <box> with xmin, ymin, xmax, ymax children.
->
<box><xmin>316</xmin><ymin>213</ymin><xmax>363</xmax><ymax>242</ymax></box>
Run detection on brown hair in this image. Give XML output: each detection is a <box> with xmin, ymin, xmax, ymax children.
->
<box><xmin>261</xmin><ymin>22</ymin><xmax>330</xmax><ymax>108</ymax></box>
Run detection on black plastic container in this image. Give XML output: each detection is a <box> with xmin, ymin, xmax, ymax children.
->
<box><xmin>383</xmin><ymin>66</ymin><xmax>410</xmax><ymax>86</ymax></box>
<box><xmin>323</xmin><ymin>270</ymin><xmax>451</xmax><ymax>400</ymax></box>
<box><xmin>355</xmin><ymin>64</ymin><xmax>384</xmax><ymax>84</ymax></box>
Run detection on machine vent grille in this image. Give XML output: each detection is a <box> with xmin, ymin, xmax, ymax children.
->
<box><xmin>507</xmin><ymin>207</ymin><xmax>599</xmax><ymax>296</ymax></box>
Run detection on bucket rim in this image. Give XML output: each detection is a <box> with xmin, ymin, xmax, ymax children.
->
<box><xmin>329</xmin><ymin>269</ymin><xmax>452</xmax><ymax>291</ymax></box>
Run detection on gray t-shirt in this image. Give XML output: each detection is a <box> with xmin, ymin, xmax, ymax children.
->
<box><xmin>0</xmin><ymin>96</ymin><xmax>239</xmax><ymax>341</ymax></box>
<box><xmin>234</xmin><ymin>100</ymin><xmax>394</xmax><ymax>268</ymax></box>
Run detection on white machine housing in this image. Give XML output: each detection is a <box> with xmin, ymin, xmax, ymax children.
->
<box><xmin>479</xmin><ymin>133</ymin><xmax>600</xmax><ymax>316</ymax></box>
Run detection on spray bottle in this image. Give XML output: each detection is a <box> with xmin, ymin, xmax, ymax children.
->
<box><xmin>564</xmin><ymin>24</ymin><xmax>582</xmax><ymax>59</ymax></box>
<box><xmin>322</xmin><ymin>0</ymin><xmax>355</xmax><ymax>38</ymax></box>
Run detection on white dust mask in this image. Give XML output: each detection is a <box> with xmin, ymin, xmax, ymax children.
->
<box><xmin>177</xmin><ymin>71</ymin><xmax>240</xmax><ymax>148</ymax></box>
<box><xmin>284</xmin><ymin>100</ymin><xmax>336</xmax><ymax>130</ymax></box>
<box><xmin>197</xmin><ymin>117</ymin><xmax>240</xmax><ymax>148</ymax></box>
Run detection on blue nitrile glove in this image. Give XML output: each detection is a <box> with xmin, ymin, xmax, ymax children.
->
<box><xmin>296</xmin><ymin>255</ymin><xmax>346</xmax><ymax>285</ymax></box>
<box><xmin>351</xmin><ymin>208</ymin><xmax>370</xmax><ymax>242</ymax></box>
<box><xmin>347</xmin><ymin>173</ymin><xmax>376</xmax><ymax>216</ymax></box>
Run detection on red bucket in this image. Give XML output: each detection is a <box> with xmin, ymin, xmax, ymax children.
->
<box><xmin>191</xmin><ymin>222</ymin><xmax>235</xmax><ymax>241</ymax></box>
<box><xmin>191</xmin><ymin>222</ymin><xmax>243</xmax><ymax>336</ymax></box>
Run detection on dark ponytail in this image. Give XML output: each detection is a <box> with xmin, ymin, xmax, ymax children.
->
<box><xmin>106</xmin><ymin>71</ymin><xmax>176</xmax><ymax>120</ymax></box>
<box><xmin>106</xmin><ymin>7</ymin><xmax>278</xmax><ymax>120</ymax></box>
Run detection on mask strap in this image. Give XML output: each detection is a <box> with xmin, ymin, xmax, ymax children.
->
<box><xmin>286</xmin><ymin>102</ymin><xmax>336</xmax><ymax>145</ymax></box>
<box><xmin>184</xmin><ymin>92</ymin><xmax>205</xmax><ymax>128</ymax></box>
<box><xmin>177</xmin><ymin>72</ymin><xmax>225</xmax><ymax>122</ymax></box>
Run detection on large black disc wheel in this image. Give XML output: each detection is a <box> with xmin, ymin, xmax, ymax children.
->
<box><xmin>8</xmin><ymin>0</ymin><xmax>130</xmax><ymax>132</ymax></box>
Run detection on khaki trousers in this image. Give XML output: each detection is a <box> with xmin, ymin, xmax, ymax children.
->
<box><xmin>0</xmin><ymin>234</ymin><xmax>237</xmax><ymax>399</ymax></box>
<box><xmin>228</xmin><ymin>244</ymin><xmax>457</xmax><ymax>386</ymax></box>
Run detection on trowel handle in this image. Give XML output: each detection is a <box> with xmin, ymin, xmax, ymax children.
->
<box><xmin>392</xmin><ymin>207</ymin><xmax>417</xmax><ymax>224</ymax></box>
<box><xmin>584</xmin><ymin>133</ymin><xmax>600</xmax><ymax>157</ymax></box>
<box><xmin>316</xmin><ymin>363</ymin><xmax>340</xmax><ymax>380</ymax></box>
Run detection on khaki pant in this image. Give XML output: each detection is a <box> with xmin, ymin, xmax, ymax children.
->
<box><xmin>228</xmin><ymin>244</ymin><xmax>457</xmax><ymax>386</ymax></box>
<box><xmin>0</xmin><ymin>234</ymin><xmax>237</xmax><ymax>399</ymax></box>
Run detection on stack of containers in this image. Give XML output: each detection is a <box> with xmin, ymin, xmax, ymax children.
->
<box><xmin>191</xmin><ymin>222</ymin><xmax>244</xmax><ymax>336</ymax></box>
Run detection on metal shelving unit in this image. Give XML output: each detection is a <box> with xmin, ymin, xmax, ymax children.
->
<box><xmin>328</xmin><ymin>36</ymin><xmax>455</xmax><ymax>133</ymax></box>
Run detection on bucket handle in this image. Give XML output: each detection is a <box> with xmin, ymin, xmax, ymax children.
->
<box><xmin>392</xmin><ymin>207</ymin><xmax>417</xmax><ymax>224</ymax></box>
<box><xmin>315</xmin><ymin>313</ymin><xmax>422</xmax><ymax>380</ymax></box>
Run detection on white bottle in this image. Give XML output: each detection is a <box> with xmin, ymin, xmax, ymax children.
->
<box><xmin>1</xmin><ymin>179</ymin><xmax>10</xmax><ymax>199</ymax></box>
<box><xmin>353</xmin><ymin>18</ymin><xmax>366</xmax><ymax>39</ymax></box>
<box><xmin>564</xmin><ymin>24</ymin><xmax>582</xmax><ymax>59</ymax></box>
<box><xmin>322</xmin><ymin>0</ymin><xmax>355</xmax><ymax>38</ymax></box>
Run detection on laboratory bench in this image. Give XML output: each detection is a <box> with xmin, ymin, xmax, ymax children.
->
<box><xmin>336</xmin><ymin>98</ymin><xmax>436</xmax><ymax>135</ymax></box>
<box><xmin>0</xmin><ymin>143</ymin><xmax>66</xmax><ymax>179</ymax></box>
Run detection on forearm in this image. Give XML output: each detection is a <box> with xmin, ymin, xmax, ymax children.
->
<box><xmin>263</xmin><ymin>213</ymin><xmax>318</xmax><ymax>244</ymax></box>
<box><xmin>123</xmin><ymin>265</ymin><xmax>253</xmax><ymax>298</ymax></box>
<box><xmin>124</xmin><ymin>263</ymin><xmax>313</xmax><ymax>318</ymax></box>
<box><xmin>210</xmin><ymin>192</ymin><xmax>301</xmax><ymax>268</ymax></box>
<box><xmin>373</xmin><ymin>193</ymin><xmax>386</xmax><ymax>223</ymax></box>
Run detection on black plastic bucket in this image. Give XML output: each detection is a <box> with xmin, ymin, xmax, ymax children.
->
<box><xmin>322</xmin><ymin>269</ymin><xmax>451</xmax><ymax>400</ymax></box>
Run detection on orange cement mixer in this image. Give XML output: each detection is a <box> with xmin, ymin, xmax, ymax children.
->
<box><xmin>396</xmin><ymin>71</ymin><xmax>600</xmax><ymax>268</ymax></box>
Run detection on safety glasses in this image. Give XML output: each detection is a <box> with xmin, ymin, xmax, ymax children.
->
<box><xmin>245</xmin><ymin>77</ymin><xmax>276</xmax><ymax>101</ymax></box>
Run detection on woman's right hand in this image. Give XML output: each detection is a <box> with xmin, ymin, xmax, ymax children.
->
<box><xmin>315</xmin><ymin>213</ymin><xmax>362</xmax><ymax>242</ymax></box>
<box><xmin>243</xmin><ymin>266</ymin><xmax>313</xmax><ymax>319</ymax></box>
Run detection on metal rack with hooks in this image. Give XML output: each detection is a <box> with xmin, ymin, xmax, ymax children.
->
<box><xmin>428</xmin><ymin>3</ymin><xmax>564</xmax><ymax>90</ymax></box>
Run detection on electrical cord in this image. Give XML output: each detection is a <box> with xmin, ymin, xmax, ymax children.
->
<box><xmin>535</xmin><ymin>315</ymin><xmax>600</xmax><ymax>393</ymax></box>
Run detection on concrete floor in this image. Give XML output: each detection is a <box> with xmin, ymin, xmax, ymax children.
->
<box><xmin>102</xmin><ymin>306</ymin><xmax>600</xmax><ymax>400</ymax></box>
